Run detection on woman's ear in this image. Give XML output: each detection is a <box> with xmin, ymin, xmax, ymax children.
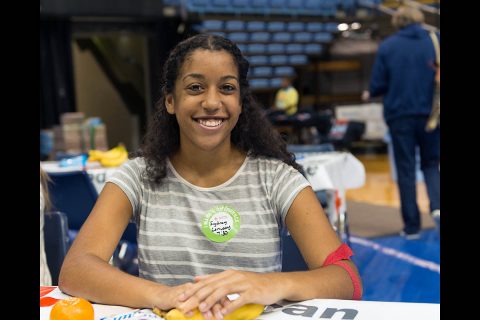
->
<box><xmin>165</xmin><ymin>94</ymin><xmax>175</xmax><ymax>114</ymax></box>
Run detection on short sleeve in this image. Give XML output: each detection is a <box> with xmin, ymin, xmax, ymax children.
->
<box><xmin>270</xmin><ymin>162</ymin><xmax>311</xmax><ymax>225</ymax></box>
<box><xmin>106</xmin><ymin>157</ymin><xmax>144</xmax><ymax>221</ymax></box>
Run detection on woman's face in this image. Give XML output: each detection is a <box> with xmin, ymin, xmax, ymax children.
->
<box><xmin>165</xmin><ymin>49</ymin><xmax>242</xmax><ymax>153</ymax></box>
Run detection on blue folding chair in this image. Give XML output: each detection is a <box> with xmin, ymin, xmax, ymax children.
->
<box><xmin>47</xmin><ymin>171</ymin><xmax>98</xmax><ymax>232</ymax></box>
<box><xmin>44</xmin><ymin>211</ymin><xmax>70</xmax><ymax>285</ymax></box>
<box><xmin>47</xmin><ymin>170</ymin><xmax>138</xmax><ymax>274</ymax></box>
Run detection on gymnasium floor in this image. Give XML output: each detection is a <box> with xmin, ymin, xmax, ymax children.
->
<box><xmin>346</xmin><ymin>153</ymin><xmax>440</xmax><ymax>304</ymax></box>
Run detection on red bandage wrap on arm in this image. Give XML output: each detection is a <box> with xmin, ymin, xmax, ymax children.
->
<box><xmin>323</xmin><ymin>243</ymin><xmax>362</xmax><ymax>300</ymax></box>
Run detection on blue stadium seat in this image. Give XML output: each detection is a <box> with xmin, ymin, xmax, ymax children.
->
<box><xmin>249</xmin><ymin>78</ymin><xmax>270</xmax><ymax>89</ymax></box>
<box><xmin>202</xmin><ymin>20</ymin><xmax>224</xmax><ymax>31</ymax></box>
<box><xmin>270</xmin><ymin>77</ymin><xmax>283</xmax><ymax>88</ymax></box>
<box><xmin>250</xmin><ymin>32</ymin><xmax>270</xmax><ymax>42</ymax></box>
<box><xmin>306</xmin><ymin>22</ymin><xmax>324</xmax><ymax>32</ymax></box>
<box><xmin>304</xmin><ymin>43</ymin><xmax>323</xmax><ymax>55</ymax></box>
<box><xmin>209</xmin><ymin>31</ymin><xmax>226</xmax><ymax>37</ymax></box>
<box><xmin>321</xmin><ymin>0</ymin><xmax>339</xmax><ymax>16</ymax></box>
<box><xmin>246</xmin><ymin>21</ymin><xmax>266</xmax><ymax>31</ymax></box>
<box><xmin>313</xmin><ymin>32</ymin><xmax>334</xmax><ymax>43</ymax></box>
<box><xmin>293</xmin><ymin>32</ymin><xmax>312</xmax><ymax>42</ymax></box>
<box><xmin>272</xmin><ymin>32</ymin><xmax>292</xmax><ymax>42</ymax></box>
<box><xmin>267</xmin><ymin>21</ymin><xmax>286</xmax><ymax>32</ymax></box>
<box><xmin>270</xmin><ymin>55</ymin><xmax>288</xmax><ymax>65</ymax></box>
<box><xmin>266</xmin><ymin>43</ymin><xmax>285</xmax><ymax>54</ymax></box>
<box><xmin>237</xmin><ymin>43</ymin><xmax>248</xmax><ymax>54</ymax></box>
<box><xmin>340</xmin><ymin>0</ymin><xmax>357</xmax><ymax>11</ymax></box>
<box><xmin>289</xmin><ymin>54</ymin><xmax>309</xmax><ymax>65</ymax></box>
<box><xmin>225</xmin><ymin>20</ymin><xmax>245</xmax><ymax>31</ymax></box>
<box><xmin>248</xmin><ymin>55</ymin><xmax>269</xmax><ymax>65</ymax></box>
<box><xmin>285</xmin><ymin>43</ymin><xmax>303</xmax><ymax>54</ymax></box>
<box><xmin>270</xmin><ymin>0</ymin><xmax>288</xmax><ymax>14</ymax></box>
<box><xmin>252</xmin><ymin>66</ymin><xmax>273</xmax><ymax>77</ymax></box>
<box><xmin>227</xmin><ymin>32</ymin><xmax>249</xmax><ymax>42</ymax></box>
<box><xmin>286</xmin><ymin>22</ymin><xmax>304</xmax><ymax>32</ymax></box>
<box><xmin>247</xmin><ymin>43</ymin><xmax>267</xmax><ymax>54</ymax></box>
<box><xmin>231</xmin><ymin>0</ymin><xmax>250</xmax><ymax>12</ymax></box>
<box><xmin>302</xmin><ymin>0</ymin><xmax>322</xmax><ymax>14</ymax></box>
<box><xmin>250</xmin><ymin>0</ymin><xmax>269</xmax><ymax>14</ymax></box>
<box><xmin>186</xmin><ymin>0</ymin><xmax>210</xmax><ymax>14</ymax></box>
<box><xmin>210</xmin><ymin>0</ymin><xmax>230</xmax><ymax>13</ymax></box>
<box><xmin>324</xmin><ymin>22</ymin><xmax>340</xmax><ymax>32</ymax></box>
<box><xmin>287</xmin><ymin>0</ymin><xmax>304</xmax><ymax>10</ymax></box>
<box><xmin>274</xmin><ymin>66</ymin><xmax>295</xmax><ymax>77</ymax></box>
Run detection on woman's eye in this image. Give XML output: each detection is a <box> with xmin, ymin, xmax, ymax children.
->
<box><xmin>187</xmin><ymin>84</ymin><xmax>203</xmax><ymax>92</ymax></box>
<box><xmin>221</xmin><ymin>84</ymin><xmax>236</xmax><ymax>93</ymax></box>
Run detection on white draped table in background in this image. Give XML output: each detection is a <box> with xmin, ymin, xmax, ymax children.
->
<box><xmin>294</xmin><ymin>151</ymin><xmax>366</xmax><ymax>238</ymax></box>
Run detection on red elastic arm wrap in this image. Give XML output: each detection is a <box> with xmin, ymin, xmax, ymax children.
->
<box><xmin>323</xmin><ymin>243</ymin><xmax>362</xmax><ymax>300</ymax></box>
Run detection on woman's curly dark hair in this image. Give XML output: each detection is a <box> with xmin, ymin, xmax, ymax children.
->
<box><xmin>137</xmin><ymin>33</ymin><xmax>301</xmax><ymax>183</ymax></box>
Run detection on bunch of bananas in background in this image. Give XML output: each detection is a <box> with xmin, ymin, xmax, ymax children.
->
<box><xmin>88</xmin><ymin>144</ymin><xmax>128</xmax><ymax>167</ymax></box>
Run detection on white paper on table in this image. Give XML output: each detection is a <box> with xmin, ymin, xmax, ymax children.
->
<box><xmin>258</xmin><ymin>299</ymin><xmax>439</xmax><ymax>320</ymax></box>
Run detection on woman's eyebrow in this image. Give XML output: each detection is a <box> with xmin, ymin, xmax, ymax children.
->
<box><xmin>182</xmin><ymin>73</ymin><xmax>205</xmax><ymax>82</ymax></box>
<box><xmin>220</xmin><ymin>75</ymin><xmax>239</xmax><ymax>82</ymax></box>
<box><xmin>183</xmin><ymin>74</ymin><xmax>239</xmax><ymax>83</ymax></box>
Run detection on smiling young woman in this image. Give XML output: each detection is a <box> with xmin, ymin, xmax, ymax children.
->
<box><xmin>58</xmin><ymin>34</ymin><xmax>361</xmax><ymax>320</ymax></box>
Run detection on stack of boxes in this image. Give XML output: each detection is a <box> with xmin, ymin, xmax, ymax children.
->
<box><xmin>52</xmin><ymin>112</ymin><xmax>109</xmax><ymax>156</ymax></box>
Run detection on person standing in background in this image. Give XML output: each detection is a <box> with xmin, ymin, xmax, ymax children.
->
<box><xmin>363</xmin><ymin>5</ymin><xmax>440</xmax><ymax>239</ymax></box>
<box><xmin>40</xmin><ymin>165</ymin><xmax>52</xmax><ymax>285</ymax></box>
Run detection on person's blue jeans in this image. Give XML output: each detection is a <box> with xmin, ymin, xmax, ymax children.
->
<box><xmin>388</xmin><ymin>116</ymin><xmax>440</xmax><ymax>234</ymax></box>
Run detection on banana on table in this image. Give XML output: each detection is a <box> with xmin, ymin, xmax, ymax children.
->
<box><xmin>88</xmin><ymin>144</ymin><xmax>128</xmax><ymax>167</ymax></box>
<box><xmin>153</xmin><ymin>304</ymin><xmax>264</xmax><ymax>320</ymax></box>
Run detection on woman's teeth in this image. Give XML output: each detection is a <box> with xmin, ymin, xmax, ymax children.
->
<box><xmin>198</xmin><ymin>119</ymin><xmax>223</xmax><ymax>127</ymax></box>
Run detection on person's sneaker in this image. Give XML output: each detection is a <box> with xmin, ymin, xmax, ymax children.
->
<box><xmin>399</xmin><ymin>230</ymin><xmax>421</xmax><ymax>240</ymax></box>
<box><xmin>430</xmin><ymin>209</ymin><xmax>440</xmax><ymax>230</ymax></box>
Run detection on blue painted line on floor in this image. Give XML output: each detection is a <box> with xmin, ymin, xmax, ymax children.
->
<box><xmin>350</xmin><ymin>236</ymin><xmax>440</xmax><ymax>274</ymax></box>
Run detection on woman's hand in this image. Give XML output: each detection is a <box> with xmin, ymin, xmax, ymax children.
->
<box><xmin>151</xmin><ymin>282</ymin><xmax>195</xmax><ymax>311</ymax></box>
<box><xmin>177</xmin><ymin>270</ymin><xmax>285</xmax><ymax>319</ymax></box>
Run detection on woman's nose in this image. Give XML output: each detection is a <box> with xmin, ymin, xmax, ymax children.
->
<box><xmin>202</xmin><ymin>89</ymin><xmax>221</xmax><ymax>112</ymax></box>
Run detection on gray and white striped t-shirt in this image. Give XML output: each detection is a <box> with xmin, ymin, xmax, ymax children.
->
<box><xmin>107</xmin><ymin>155</ymin><xmax>310</xmax><ymax>286</ymax></box>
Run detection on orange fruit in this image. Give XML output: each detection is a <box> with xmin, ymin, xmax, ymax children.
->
<box><xmin>50</xmin><ymin>297</ymin><xmax>94</xmax><ymax>320</ymax></box>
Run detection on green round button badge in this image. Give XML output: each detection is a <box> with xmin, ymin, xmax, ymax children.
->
<box><xmin>201</xmin><ymin>205</ymin><xmax>240</xmax><ymax>243</ymax></box>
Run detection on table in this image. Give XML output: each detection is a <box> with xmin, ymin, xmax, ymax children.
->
<box><xmin>294</xmin><ymin>152</ymin><xmax>365</xmax><ymax>241</ymax></box>
<box><xmin>41</xmin><ymin>161</ymin><xmax>117</xmax><ymax>193</ymax></box>
<box><xmin>40</xmin><ymin>286</ymin><xmax>439</xmax><ymax>320</ymax></box>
